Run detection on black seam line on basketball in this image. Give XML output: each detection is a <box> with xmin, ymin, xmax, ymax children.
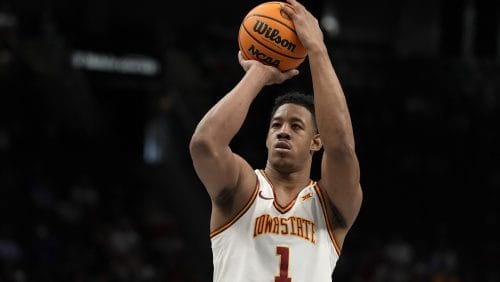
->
<box><xmin>246</xmin><ymin>14</ymin><xmax>297</xmax><ymax>35</ymax></box>
<box><xmin>238</xmin><ymin>33</ymin><xmax>253</xmax><ymax>61</ymax></box>
<box><xmin>238</xmin><ymin>25</ymin><xmax>255</xmax><ymax>61</ymax></box>
<box><xmin>242</xmin><ymin>24</ymin><xmax>305</xmax><ymax>60</ymax></box>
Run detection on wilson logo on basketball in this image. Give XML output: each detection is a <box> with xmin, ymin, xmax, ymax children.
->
<box><xmin>253</xmin><ymin>20</ymin><xmax>297</xmax><ymax>52</ymax></box>
<box><xmin>247</xmin><ymin>44</ymin><xmax>281</xmax><ymax>68</ymax></box>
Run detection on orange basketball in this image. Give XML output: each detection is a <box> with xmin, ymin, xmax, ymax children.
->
<box><xmin>238</xmin><ymin>1</ymin><xmax>307</xmax><ymax>72</ymax></box>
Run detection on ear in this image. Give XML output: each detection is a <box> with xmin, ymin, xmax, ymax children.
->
<box><xmin>310</xmin><ymin>133</ymin><xmax>322</xmax><ymax>153</ymax></box>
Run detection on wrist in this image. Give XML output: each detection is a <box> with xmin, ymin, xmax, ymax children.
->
<box><xmin>245</xmin><ymin>65</ymin><xmax>271</xmax><ymax>84</ymax></box>
<box><xmin>306</xmin><ymin>43</ymin><xmax>329</xmax><ymax>58</ymax></box>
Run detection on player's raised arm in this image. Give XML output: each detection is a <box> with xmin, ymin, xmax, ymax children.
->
<box><xmin>282</xmin><ymin>0</ymin><xmax>362</xmax><ymax>235</ymax></box>
<box><xmin>189</xmin><ymin>53</ymin><xmax>298</xmax><ymax>213</ymax></box>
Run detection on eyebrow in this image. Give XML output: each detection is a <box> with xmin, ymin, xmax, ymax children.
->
<box><xmin>271</xmin><ymin>116</ymin><xmax>306</xmax><ymax>125</ymax></box>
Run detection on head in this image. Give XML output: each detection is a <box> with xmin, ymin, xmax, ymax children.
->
<box><xmin>265</xmin><ymin>92</ymin><xmax>322</xmax><ymax>173</ymax></box>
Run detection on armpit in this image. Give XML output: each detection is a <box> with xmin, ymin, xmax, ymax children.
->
<box><xmin>327</xmin><ymin>198</ymin><xmax>348</xmax><ymax>229</ymax></box>
<box><xmin>214</xmin><ymin>187</ymin><xmax>237</xmax><ymax>213</ymax></box>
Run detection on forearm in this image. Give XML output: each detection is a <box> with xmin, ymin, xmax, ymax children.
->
<box><xmin>308</xmin><ymin>46</ymin><xmax>355</xmax><ymax>150</ymax></box>
<box><xmin>192</xmin><ymin>67</ymin><xmax>268</xmax><ymax>148</ymax></box>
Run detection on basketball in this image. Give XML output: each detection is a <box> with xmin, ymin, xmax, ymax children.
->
<box><xmin>238</xmin><ymin>1</ymin><xmax>307</xmax><ymax>72</ymax></box>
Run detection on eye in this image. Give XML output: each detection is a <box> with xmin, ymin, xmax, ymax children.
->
<box><xmin>271</xmin><ymin>122</ymin><xmax>281</xmax><ymax>128</ymax></box>
<box><xmin>292</xmin><ymin>123</ymin><xmax>302</xmax><ymax>129</ymax></box>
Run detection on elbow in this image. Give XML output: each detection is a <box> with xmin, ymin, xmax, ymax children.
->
<box><xmin>189</xmin><ymin>129</ymin><xmax>224</xmax><ymax>160</ymax></box>
<box><xmin>189</xmin><ymin>133</ymin><xmax>211</xmax><ymax>158</ymax></box>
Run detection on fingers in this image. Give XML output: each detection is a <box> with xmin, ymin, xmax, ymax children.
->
<box><xmin>283</xmin><ymin>68</ymin><xmax>300</xmax><ymax>79</ymax></box>
<box><xmin>281</xmin><ymin>0</ymin><xmax>310</xmax><ymax>23</ymax></box>
<box><xmin>237</xmin><ymin>50</ymin><xmax>299</xmax><ymax>82</ymax></box>
<box><xmin>273</xmin><ymin>68</ymin><xmax>299</xmax><ymax>85</ymax></box>
<box><xmin>285</xmin><ymin>0</ymin><xmax>305</xmax><ymax>11</ymax></box>
<box><xmin>280</xmin><ymin>2</ymin><xmax>294</xmax><ymax>19</ymax></box>
<box><xmin>238</xmin><ymin>51</ymin><xmax>251</xmax><ymax>72</ymax></box>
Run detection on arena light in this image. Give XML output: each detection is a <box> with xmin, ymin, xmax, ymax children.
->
<box><xmin>71</xmin><ymin>50</ymin><xmax>160</xmax><ymax>76</ymax></box>
<box><xmin>320</xmin><ymin>3</ymin><xmax>340</xmax><ymax>38</ymax></box>
<box><xmin>0</xmin><ymin>12</ymin><xmax>18</xmax><ymax>28</ymax></box>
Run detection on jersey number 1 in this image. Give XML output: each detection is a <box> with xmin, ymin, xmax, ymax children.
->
<box><xmin>275</xmin><ymin>246</ymin><xmax>291</xmax><ymax>282</ymax></box>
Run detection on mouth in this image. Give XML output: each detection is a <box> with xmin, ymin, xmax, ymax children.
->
<box><xmin>275</xmin><ymin>141</ymin><xmax>291</xmax><ymax>151</ymax></box>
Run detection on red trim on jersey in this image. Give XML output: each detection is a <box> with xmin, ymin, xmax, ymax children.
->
<box><xmin>209</xmin><ymin>181</ymin><xmax>260</xmax><ymax>238</ymax></box>
<box><xmin>314</xmin><ymin>183</ymin><xmax>341</xmax><ymax>255</ymax></box>
<box><xmin>259</xmin><ymin>170</ymin><xmax>314</xmax><ymax>214</ymax></box>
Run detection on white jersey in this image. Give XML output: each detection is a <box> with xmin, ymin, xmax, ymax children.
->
<box><xmin>211</xmin><ymin>169</ymin><xmax>340</xmax><ymax>282</ymax></box>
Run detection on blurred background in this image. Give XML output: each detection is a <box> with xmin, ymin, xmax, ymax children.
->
<box><xmin>0</xmin><ymin>0</ymin><xmax>499</xmax><ymax>281</ymax></box>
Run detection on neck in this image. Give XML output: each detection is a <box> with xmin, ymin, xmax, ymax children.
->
<box><xmin>263</xmin><ymin>165</ymin><xmax>311</xmax><ymax>192</ymax></box>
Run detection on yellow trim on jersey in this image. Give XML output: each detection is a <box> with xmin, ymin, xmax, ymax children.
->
<box><xmin>314</xmin><ymin>183</ymin><xmax>341</xmax><ymax>255</ymax></box>
<box><xmin>273</xmin><ymin>198</ymin><xmax>296</xmax><ymax>214</ymax></box>
<box><xmin>209</xmin><ymin>181</ymin><xmax>260</xmax><ymax>238</ymax></box>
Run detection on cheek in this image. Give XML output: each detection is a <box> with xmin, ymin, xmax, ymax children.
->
<box><xmin>305</xmin><ymin>137</ymin><xmax>316</xmax><ymax>149</ymax></box>
<box><xmin>265</xmin><ymin>133</ymin><xmax>271</xmax><ymax>149</ymax></box>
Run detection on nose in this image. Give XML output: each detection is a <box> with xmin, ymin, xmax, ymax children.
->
<box><xmin>277</xmin><ymin>124</ymin><xmax>291</xmax><ymax>139</ymax></box>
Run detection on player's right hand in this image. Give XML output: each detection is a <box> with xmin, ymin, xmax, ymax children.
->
<box><xmin>238</xmin><ymin>51</ymin><xmax>299</xmax><ymax>85</ymax></box>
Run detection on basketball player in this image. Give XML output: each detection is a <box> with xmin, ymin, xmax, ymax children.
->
<box><xmin>189</xmin><ymin>0</ymin><xmax>362</xmax><ymax>281</ymax></box>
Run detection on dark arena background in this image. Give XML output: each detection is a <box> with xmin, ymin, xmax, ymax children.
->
<box><xmin>1</xmin><ymin>0</ymin><xmax>499</xmax><ymax>281</ymax></box>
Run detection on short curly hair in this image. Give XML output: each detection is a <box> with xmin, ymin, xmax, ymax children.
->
<box><xmin>270</xmin><ymin>91</ymin><xmax>317</xmax><ymax>131</ymax></box>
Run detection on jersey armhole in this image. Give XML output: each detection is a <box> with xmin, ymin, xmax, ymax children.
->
<box><xmin>314</xmin><ymin>183</ymin><xmax>341</xmax><ymax>256</ymax></box>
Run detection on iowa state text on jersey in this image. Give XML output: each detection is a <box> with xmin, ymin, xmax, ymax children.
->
<box><xmin>253</xmin><ymin>214</ymin><xmax>316</xmax><ymax>243</ymax></box>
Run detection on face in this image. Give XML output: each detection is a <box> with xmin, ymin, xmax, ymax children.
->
<box><xmin>265</xmin><ymin>103</ymin><xmax>321</xmax><ymax>173</ymax></box>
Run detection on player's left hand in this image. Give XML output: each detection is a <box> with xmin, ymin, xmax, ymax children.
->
<box><xmin>281</xmin><ymin>0</ymin><xmax>325</xmax><ymax>53</ymax></box>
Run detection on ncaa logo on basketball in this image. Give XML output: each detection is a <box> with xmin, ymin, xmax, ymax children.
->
<box><xmin>247</xmin><ymin>44</ymin><xmax>281</xmax><ymax>68</ymax></box>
